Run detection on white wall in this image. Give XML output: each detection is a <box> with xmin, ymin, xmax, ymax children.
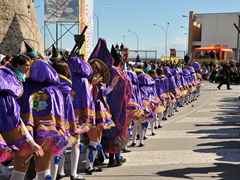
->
<box><xmin>194</xmin><ymin>12</ymin><xmax>240</xmax><ymax>49</ymax></box>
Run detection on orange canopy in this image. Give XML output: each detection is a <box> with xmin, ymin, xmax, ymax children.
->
<box><xmin>193</xmin><ymin>44</ymin><xmax>234</xmax><ymax>60</ymax></box>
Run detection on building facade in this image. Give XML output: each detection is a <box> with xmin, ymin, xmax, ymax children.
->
<box><xmin>188</xmin><ymin>11</ymin><xmax>240</xmax><ymax>61</ymax></box>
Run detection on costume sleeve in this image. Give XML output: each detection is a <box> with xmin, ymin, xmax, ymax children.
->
<box><xmin>0</xmin><ymin>93</ymin><xmax>28</xmax><ymax>145</ymax></box>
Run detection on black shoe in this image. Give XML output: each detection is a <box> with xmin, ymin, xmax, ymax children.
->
<box><xmin>130</xmin><ymin>142</ymin><xmax>136</xmax><ymax>146</ymax></box>
<box><xmin>94</xmin><ymin>157</ymin><xmax>104</xmax><ymax>166</ymax></box>
<box><xmin>154</xmin><ymin>126</ymin><xmax>158</xmax><ymax>129</ymax></box>
<box><xmin>70</xmin><ymin>176</ymin><xmax>86</xmax><ymax>180</ymax></box>
<box><xmin>85</xmin><ymin>167</ymin><xmax>94</xmax><ymax>174</ymax></box>
<box><xmin>143</xmin><ymin>136</ymin><xmax>147</xmax><ymax>140</ymax></box>
<box><xmin>227</xmin><ymin>88</ymin><xmax>232</xmax><ymax>90</ymax></box>
<box><xmin>108</xmin><ymin>160</ymin><xmax>122</xmax><ymax>167</ymax></box>
<box><xmin>57</xmin><ymin>174</ymin><xmax>66</xmax><ymax>180</ymax></box>
<box><xmin>217</xmin><ymin>86</ymin><xmax>221</xmax><ymax>90</ymax></box>
<box><xmin>158</xmin><ymin>125</ymin><xmax>162</xmax><ymax>128</ymax></box>
<box><xmin>116</xmin><ymin>157</ymin><xmax>126</xmax><ymax>164</ymax></box>
<box><xmin>93</xmin><ymin>166</ymin><xmax>102</xmax><ymax>172</ymax></box>
<box><xmin>168</xmin><ymin>115</ymin><xmax>171</xmax><ymax>117</ymax></box>
<box><xmin>139</xmin><ymin>143</ymin><xmax>145</xmax><ymax>147</ymax></box>
<box><xmin>122</xmin><ymin>148</ymin><xmax>131</xmax><ymax>153</ymax></box>
<box><xmin>175</xmin><ymin>109</ymin><xmax>179</xmax><ymax>112</ymax></box>
<box><xmin>136</xmin><ymin>134</ymin><xmax>140</xmax><ymax>140</ymax></box>
<box><xmin>152</xmin><ymin>132</ymin><xmax>156</xmax><ymax>136</ymax></box>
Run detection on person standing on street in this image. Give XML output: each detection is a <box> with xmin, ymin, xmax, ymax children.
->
<box><xmin>217</xmin><ymin>62</ymin><xmax>232</xmax><ymax>90</ymax></box>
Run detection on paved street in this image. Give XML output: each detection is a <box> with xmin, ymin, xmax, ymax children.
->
<box><xmin>1</xmin><ymin>81</ymin><xmax>240</xmax><ymax>180</ymax></box>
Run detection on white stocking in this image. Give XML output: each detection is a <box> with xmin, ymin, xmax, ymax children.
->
<box><xmin>158</xmin><ymin>112</ymin><xmax>163</xmax><ymax>126</ymax></box>
<box><xmin>85</xmin><ymin>141</ymin><xmax>98</xmax><ymax>169</ymax></box>
<box><xmin>71</xmin><ymin>139</ymin><xmax>80</xmax><ymax>177</ymax></box>
<box><xmin>132</xmin><ymin>120</ymin><xmax>139</xmax><ymax>143</ymax></box>
<box><xmin>50</xmin><ymin>155</ymin><xmax>61</xmax><ymax>180</ymax></box>
<box><xmin>150</xmin><ymin>120</ymin><xmax>154</xmax><ymax>133</ymax></box>
<box><xmin>10</xmin><ymin>170</ymin><xmax>25</xmax><ymax>180</ymax></box>
<box><xmin>139</xmin><ymin>124</ymin><xmax>144</xmax><ymax>144</ymax></box>
<box><xmin>58</xmin><ymin>152</ymin><xmax>66</xmax><ymax>176</ymax></box>
<box><xmin>36</xmin><ymin>169</ymin><xmax>51</xmax><ymax>180</ymax></box>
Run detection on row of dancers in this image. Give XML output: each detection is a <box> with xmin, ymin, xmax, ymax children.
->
<box><xmin>0</xmin><ymin>38</ymin><xmax>203</xmax><ymax>180</ymax></box>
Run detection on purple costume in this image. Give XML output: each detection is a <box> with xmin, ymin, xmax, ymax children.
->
<box><xmin>138</xmin><ymin>73</ymin><xmax>165</xmax><ymax>116</ymax></box>
<box><xmin>90</xmin><ymin>83</ymin><xmax>115</xmax><ymax>130</ymax></box>
<box><xmin>126</xmin><ymin>70</ymin><xmax>144</xmax><ymax>120</ymax></box>
<box><xmin>164</xmin><ymin>67</ymin><xmax>182</xmax><ymax>100</ymax></box>
<box><xmin>58</xmin><ymin>74</ymin><xmax>79</xmax><ymax>136</ymax></box>
<box><xmin>0</xmin><ymin>67</ymin><xmax>27</xmax><ymax>161</ymax></box>
<box><xmin>68</xmin><ymin>56</ymin><xmax>95</xmax><ymax>130</ymax></box>
<box><xmin>172</xmin><ymin>68</ymin><xmax>188</xmax><ymax>96</ymax></box>
<box><xmin>17</xmin><ymin>60</ymin><xmax>68</xmax><ymax>156</ymax></box>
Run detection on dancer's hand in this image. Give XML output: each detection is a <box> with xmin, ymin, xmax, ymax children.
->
<box><xmin>28</xmin><ymin>140</ymin><xmax>44</xmax><ymax>156</ymax></box>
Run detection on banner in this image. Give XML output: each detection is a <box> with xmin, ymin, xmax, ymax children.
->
<box><xmin>79</xmin><ymin>0</ymin><xmax>94</xmax><ymax>60</ymax></box>
<box><xmin>44</xmin><ymin>0</ymin><xmax>79</xmax><ymax>22</ymax></box>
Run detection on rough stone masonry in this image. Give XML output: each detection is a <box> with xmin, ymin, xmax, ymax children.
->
<box><xmin>0</xmin><ymin>0</ymin><xmax>43</xmax><ymax>55</ymax></box>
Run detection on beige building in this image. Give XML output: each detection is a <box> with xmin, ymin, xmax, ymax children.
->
<box><xmin>187</xmin><ymin>11</ymin><xmax>240</xmax><ymax>61</ymax></box>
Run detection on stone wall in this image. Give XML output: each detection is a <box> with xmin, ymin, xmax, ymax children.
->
<box><xmin>0</xmin><ymin>0</ymin><xmax>44</xmax><ymax>55</ymax></box>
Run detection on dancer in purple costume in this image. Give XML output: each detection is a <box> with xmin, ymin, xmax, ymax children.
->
<box><xmin>182</xmin><ymin>68</ymin><xmax>193</xmax><ymax>104</ymax></box>
<box><xmin>149</xmin><ymin>69</ymin><xmax>166</xmax><ymax>129</ymax></box>
<box><xmin>0</xmin><ymin>66</ymin><xmax>44</xmax><ymax>179</ymax></box>
<box><xmin>51</xmin><ymin>60</ymin><xmax>86</xmax><ymax>180</ymax></box>
<box><xmin>68</xmin><ymin>56</ymin><xmax>95</xmax><ymax>127</ymax></box>
<box><xmin>13</xmin><ymin>60</ymin><xmax>68</xmax><ymax>180</ymax></box>
<box><xmin>89</xmin><ymin>38</ymin><xmax>129</xmax><ymax>167</ymax></box>
<box><xmin>156</xmin><ymin>68</ymin><xmax>176</xmax><ymax>120</ymax></box>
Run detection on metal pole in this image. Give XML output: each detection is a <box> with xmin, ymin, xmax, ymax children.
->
<box><xmin>153</xmin><ymin>23</ymin><xmax>169</xmax><ymax>57</ymax></box>
<box><xmin>237</xmin><ymin>16</ymin><xmax>240</xmax><ymax>62</ymax></box>
<box><xmin>44</xmin><ymin>22</ymin><xmax>46</xmax><ymax>52</ymax></box>
<box><xmin>128</xmin><ymin>30</ymin><xmax>139</xmax><ymax>54</ymax></box>
<box><xmin>94</xmin><ymin>6</ymin><xmax>108</xmax><ymax>40</ymax></box>
<box><xmin>56</xmin><ymin>23</ymin><xmax>58</xmax><ymax>49</ymax></box>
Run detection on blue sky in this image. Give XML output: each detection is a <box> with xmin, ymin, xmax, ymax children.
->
<box><xmin>35</xmin><ymin>0</ymin><xmax>240</xmax><ymax>59</ymax></box>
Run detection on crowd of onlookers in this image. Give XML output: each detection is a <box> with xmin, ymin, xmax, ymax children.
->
<box><xmin>201</xmin><ymin>61</ymin><xmax>240</xmax><ymax>85</ymax></box>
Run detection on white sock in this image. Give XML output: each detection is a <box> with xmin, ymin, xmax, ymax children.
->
<box><xmin>93</xmin><ymin>141</ymin><xmax>101</xmax><ymax>164</ymax></box>
<box><xmin>0</xmin><ymin>164</ymin><xmax>10</xmax><ymax>178</ymax></box>
<box><xmin>144</xmin><ymin>122</ymin><xmax>148</xmax><ymax>137</ymax></box>
<box><xmin>10</xmin><ymin>170</ymin><xmax>25</xmax><ymax>180</ymax></box>
<box><xmin>132</xmin><ymin>121</ymin><xmax>138</xmax><ymax>143</ymax></box>
<box><xmin>150</xmin><ymin>120</ymin><xmax>154</xmax><ymax>133</ymax></box>
<box><xmin>50</xmin><ymin>156</ymin><xmax>60</xmax><ymax>180</ymax></box>
<box><xmin>71</xmin><ymin>139</ymin><xmax>80</xmax><ymax>177</ymax></box>
<box><xmin>158</xmin><ymin>112</ymin><xmax>163</xmax><ymax>126</ymax></box>
<box><xmin>139</xmin><ymin>124</ymin><xmax>144</xmax><ymax>144</ymax></box>
<box><xmin>58</xmin><ymin>152</ymin><xmax>66</xmax><ymax>176</ymax></box>
<box><xmin>85</xmin><ymin>141</ymin><xmax>98</xmax><ymax>169</ymax></box>
<box><xmin>36</xmin><ymin>169</ymin><xmax>51</xmax><ymax>180</ymax></box>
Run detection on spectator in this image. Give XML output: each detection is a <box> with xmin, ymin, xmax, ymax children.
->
<box><xmin>120</xmin><ymin>43</ymin><xmax>124</xmax><ymax>50</ymax></box>
<box><xmin>184</xmin><ymin>53</ymin><xmax>189</xmax><ymax>64</ymax></box>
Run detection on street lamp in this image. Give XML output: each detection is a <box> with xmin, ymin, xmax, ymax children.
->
<box><xmin>128</xmin><ymin>30</ymin><xmax>139</xmax><ymax>53</ymax></box>
<box><xmin>123</xmin><ymin>35</ymin><xmax>126</xmax><ymax>45</ymax></box>
<box><xmin>94</xmin><ymin>6</ymin><xmax>108</xmax><ymax>40</ymax></box>
<box><xmin>184</xmin><ymin>33</ymin><xmax>188</xmax><ymax>53</ymax></box>
<box><xmin>182</xmin><ymin>15</ymin><xmax>189</xmax><ymax>18</ymax></box>
<box><xmin>181</xmin><ymin>26</ymin><xmax>188</xmax><ymax>30</ymax></box>
<box><xmin>153</xmin><ymin>22</ymin><xmax>169</xmax><ymax>57</ymax></box>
